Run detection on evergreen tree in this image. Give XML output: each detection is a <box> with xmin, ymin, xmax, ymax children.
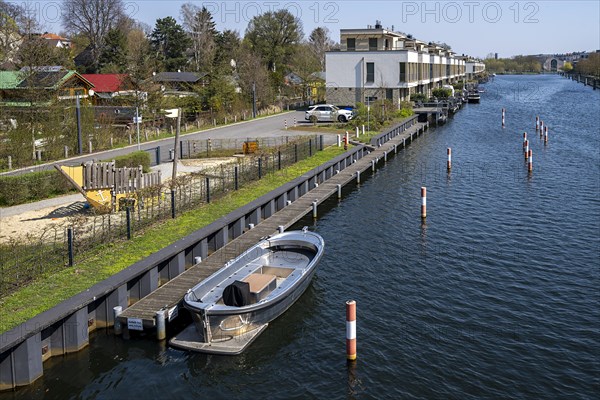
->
<box><xmin>150</xmin><ymin>16</ymin><xmax>191</xmax><ymax>71</ymax></box>
<box><xmin>99</xmin><ymin>28</ymin><xmax>127</xmax><ymax>72</ymax></box>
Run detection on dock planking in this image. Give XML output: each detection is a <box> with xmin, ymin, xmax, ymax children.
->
<box><xmin>119</xmin><ymin>122</ymin><xmax>427</xmax><ymax>326</ymax></box>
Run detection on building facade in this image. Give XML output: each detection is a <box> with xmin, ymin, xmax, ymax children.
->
<box><xmin>326</xmin><ymin>23</ymin><xmax>482</xmax><ymax>107</ymax></box>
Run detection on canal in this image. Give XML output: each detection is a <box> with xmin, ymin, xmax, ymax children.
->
<box><xmin>2</xmin><ymin>75</ymin><xmax>599</xmax><ymax>399</ymax></box>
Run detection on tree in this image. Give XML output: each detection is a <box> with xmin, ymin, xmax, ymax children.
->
<box><xmin>180</xmin><ymin>4</ymin><xmax>217</xmax><ymax>72</ymax></box>
<box><xmin>289</xmin><ymin>43</ymin><xmax>321</xmax><ymax>100</ymax></box>
<box><xmin>308</xmin><ymin>27</ymin><xmax>334</xmax><ymax>70</ymax></box>
<box><xmin>0</xmin><ymin>1</ymin><xmax>24</xmax><ymax>66</ymax></box>
<box><xmin>150</xmin><ymin>16</ymin><xmax>191</xmax><ymax>71</ymax></box>
<box><xmin>245</xmin><ymin>10</ymin><xmax>303</xmax><ymax>73</ymax></box>
<box><xmin>214</xmin><ymin>29</ymin><xmax>241</xmax><ymax>71</ymax></box>
<box><xmin>236</xmin><ymin>43</ymin><xmax>273</xmax><ymax>107</ymax></box>
<box><xmin>99</xmin><ymin>28</ymin><xmax>127</xmax><ymax>72</ymax></box>
<box><xmin>62</xmin><ymin>0</ymin><xmax>125</xmax><ymax>72</ymax></box>
<box><xmin>562</xmin><ymin>61</ymin><xmax>573</xmax><ymax>73</ymax></box>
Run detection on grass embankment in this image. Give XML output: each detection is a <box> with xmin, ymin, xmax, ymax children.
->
<box><xmin>0</xmin><ymin>145</ymin><xmax>347</xmax><ymax>334</ymax></box>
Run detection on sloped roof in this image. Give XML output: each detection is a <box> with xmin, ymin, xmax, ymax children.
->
<box><xmin>0</xmin><ymin>69</ymin><xmax>94</xmax><ymax>90</ymax></box>
<box><xmin>81</xmin><ymin>74</ymin><xmax>128</xmax><ymax>93</ymax></box>
<box><xmin>40</xmin><ymin>33</ymin><xmax>69</xmax><ymax>41</ymax></box>
<box><xmin>153</xmin><ymin>71</ymin><xmax>207</xmax><ymax>83</ymax></box>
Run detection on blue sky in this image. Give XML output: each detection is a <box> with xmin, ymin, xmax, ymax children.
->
<box><xmin>31</xmin><ymin>0</ymin><xmax>600</xmax><ymax>58</ymax></box>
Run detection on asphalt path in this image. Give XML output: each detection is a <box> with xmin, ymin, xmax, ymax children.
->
<box><xmin>1</xmin><ymin>110</ymin><xmax>331</xmax><ymax>177</ymax></box>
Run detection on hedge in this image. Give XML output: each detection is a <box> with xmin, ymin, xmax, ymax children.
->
<box><xmin>0</xmin><ymin>170</ymin><xmax>74</xmax><ymax>207</ymax></box>
<box><xmin>105</xmin><ymin>151</ymin><xmax>151</xmax><ymax>173</ymax></box>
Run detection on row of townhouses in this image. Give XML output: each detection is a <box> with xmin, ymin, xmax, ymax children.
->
<box><xmin>326</xmin><ymin>22</ymin><xmax>485</xmax><ymax>106</ymax></box>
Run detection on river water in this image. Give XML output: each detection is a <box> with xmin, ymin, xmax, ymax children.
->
<box><xmin>3</xmin><ymin>75</ymin><xmax>599</xmax><ymax>399</ymax></box>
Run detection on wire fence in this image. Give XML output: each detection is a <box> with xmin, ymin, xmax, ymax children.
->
<box><xmin>0</xmin><ymin>135</ymin><xmax>323</xmax><ymax>298</ymax></box>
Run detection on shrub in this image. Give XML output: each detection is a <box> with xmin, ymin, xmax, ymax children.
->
<box><xmin>106</xmin><ymin>151</ymin><xmax>151</xmax><ymax>173</ymax></box>
<box><xmin>432</xmin><ymin>88</ymin><xmax>453</xmax><ymax>99</ymax></box>
<box><xmin>0</xmin><ymin>170</ymin><xmax>74</xmax><ymax>207</ymax></box>
<box><xmin>410</xmin><ymin>93</ymin><xmax>427</xmax><ymax>102</ymax></box>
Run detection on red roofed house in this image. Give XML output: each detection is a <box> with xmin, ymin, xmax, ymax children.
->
<box><xmin>40</xmin><ymin>33</ymin><xmax>72</xmax><ymax>48</ymax></box>
<box><xmin>81</xmin><ymin>74</ymin><xmax>139</xmax><ymax>104</ymax></box>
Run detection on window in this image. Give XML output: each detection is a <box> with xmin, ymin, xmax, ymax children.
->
<box><xmin>365</xmin><ymin>96</ymin><xmax>378</xmax><ymax>103</ymax></box>
<box><xmin>366</xmin><ymin>62</ymin><xmax>375</xmax><ymax>83</ymax></box>
<box><xmin>386</xmin><ymin>89</ymin><xmax>394</xmax><ymax>100</ymax></box>
<box><xmin>347</xmin><ymin>38</ymin><xmax>356</xmax><ymax>51</ymax></box>
<box><xmin>400</xmin><ymin>63</ymin><xmax>406</xmax><ymax>82</ymax></box>
<box><xmin>369</xmin><ymin>38</ymin><xmax>378</xmax><ymax>51</ymax></box>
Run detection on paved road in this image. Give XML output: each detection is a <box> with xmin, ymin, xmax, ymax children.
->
<box><xmin>1</xmin><ymin>111</ymin><xmax>330</xmax><ymax>177</ymax></box>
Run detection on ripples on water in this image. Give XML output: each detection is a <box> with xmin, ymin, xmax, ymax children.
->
<box><xmin>3</xmin><ymin>76</ymin><xmax>598</xmax><ymax>400</ymax></box>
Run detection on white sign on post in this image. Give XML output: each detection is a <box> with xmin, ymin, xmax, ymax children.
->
<box><xmin>133</xmin><ymin>116</ymin><xmax>142</xmax><ymax>124</ymax></box>
<box><xmin>127</xmin><ymin>318</ymin><xmax>143</xmax><ymax>331</ymax></box>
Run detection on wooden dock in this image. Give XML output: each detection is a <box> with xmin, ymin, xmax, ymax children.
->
<box><xmin>119</xmin><ymin>122</ymin><xmax>427</xmax><ymax>327</ymax></box>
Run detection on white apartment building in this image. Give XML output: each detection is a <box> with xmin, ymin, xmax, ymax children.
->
<box><xmin>326</xmin><ymin>23</ymin><xmax>483</xmax><ymax>106</ymax></box>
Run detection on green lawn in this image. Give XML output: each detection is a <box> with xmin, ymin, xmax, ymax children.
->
<box><xmin>0</xmin><ymin>145</ymin><xmax>348</xmax><ymax>334</ymax></box>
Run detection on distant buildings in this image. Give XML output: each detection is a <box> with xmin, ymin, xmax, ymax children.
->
<box><xmin>326</xmin><ymin>22</ymin><xmax>484</xmax><ymax>106</ymax></box>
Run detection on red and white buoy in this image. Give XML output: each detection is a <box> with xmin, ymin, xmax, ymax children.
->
<box><xmin>523</xmin><ymin>132</ymin><xmax>527</xmax><ymax>150</ymax></box>
<box><xmin>544</xmin><ymin>126</ymin><xmax>548</xmax><ymax>143</ymax></box>
<box><xmin>539</xmin><ymin>121</ymin><xmax>544</xmax><ymax>137</ymax></box>
<box><xmin>528</xmin><ymin>149</ymin><xmax>533</xmax><ymax>172</ymax></box>
<box><xmin>524</xmin><ymin>139</ymin><xmax>529</xmax><ymax>158</ymax></box>
<box><xmin>346</xmin><ymin>300</ymin><xmax>357</xmax><ymax>361</ymax></box>
<box><xmin>536</xmin><ymin>116</ymin><xmax>539</xmax><ymax>131</ymax></box>
<box><xmin>447</xmin><ymin>148</ymin><xmax>452</xmax><ymax>171</ymax></box>
<box><xmin>421</xmin><ymin>187</ymin><xmax>427</xmax><ymax>219</ymax></box>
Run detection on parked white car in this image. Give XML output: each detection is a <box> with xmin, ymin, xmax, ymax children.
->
<box><xmin>305</xmin><ymin>104</ymin><xmax>353</xmax><ymax>123</ymax></box>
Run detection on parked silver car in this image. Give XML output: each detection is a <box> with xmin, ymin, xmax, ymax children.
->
<box><xmin>305</xmin><ymin>104</ymin><xmax>353</xmax><ymax>123</ymax></box>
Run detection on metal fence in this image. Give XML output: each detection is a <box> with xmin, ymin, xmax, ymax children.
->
<box><xmin>0</xmin><ymin>135</ymin><xmax>323</xmax><ymax>298</ymax></box>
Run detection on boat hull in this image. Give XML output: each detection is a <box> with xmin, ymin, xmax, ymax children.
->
<box><xmin>170</xmin><ymin>230</ymin><xmax>324</xmax><ymax>354</ymax></box>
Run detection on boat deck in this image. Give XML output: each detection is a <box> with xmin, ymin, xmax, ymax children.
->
<box><xmin>118</xmin><ymin>122</ymin><xmax>427</xmax><ymax>328</ymax></box>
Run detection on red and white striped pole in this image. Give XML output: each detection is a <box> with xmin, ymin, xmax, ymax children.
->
<box><xmin>539</xmin><ymin>121</ymin><xmax>544</xmax><ymax>137</ymax></box>
<box><xmin>528</xmin><ymin>149</ymin><xmax>533</xmax><ymax>172</ymax></box>
<box><xmin>523</xmin><ymin>132</ymin><xmax>527</xmax><ymax>150</ymax></box>
<box><xmin>501</xmin><ymin>108</ymin><xmax>505</xmax><ymax>128</ymax></box>
<box><xmin>535</xmin><ymin>116</ymin><xmax>539</xmax><ymax>131</ymax></box>
<box><xmin>447</xmin><ymin>148</ymin><xmax>452</xmax><ymax>171</ymax></box>
<box><xmin>346</xmin><ymin>300</ymin><xmax>357</xmax><ymax>361</ymax></box>
<box><xmin>544</xmin><ymin>126</ymin><xmax>548</xmax><ymax>143</ymax></box>
<box><xmin>421</xmin><ymin>187</ymin><xmax>427</xmax><ymax>219</ymax></box>
<box><xmin>524</xmin><ymin>140</ymin><xmax>529</xmax><ymax>158</ymax></box>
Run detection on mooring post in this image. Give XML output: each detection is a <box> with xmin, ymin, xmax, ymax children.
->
<box><xmin>278</xmin><ymin>225</ymin><xmax>284</xmax><ymax>233</ymax></box>
<box><xmin>528</xmin><ymin>149</ymin><xmax>533</xmax><ymax>172</ymax></box>
<box><xmin>337</xmin><ymin>184</ymin><xmax>342</xmax><ymax>199</ymax></box>
<box><xmin>447</xmin><ymin>148</ymin><xmax>452</xmax><ymax>172</ymax></box>
<box><xmin>346</xmin><ymin>300</ymin><xmax>357</xmax><ymax>361</ymax></box>
<box><xmin>156</xmin><ymin>310</ymin><xmax>166</xmax><ymax>341</ymax></box>
<box><xmin>523</xmin><ymin>132</ymin><xmax>527</xmax><ymax>150</ymax></box>
<box><xmin>356</xmin><ymin>170</ymin><xmax>361</xmax><ymax>184</ymax></box>
<box><xmin>421</xmin><ymin>187</ymin><xmax>427</xmax><ymax>219</ymax></box>
<box><xmin>67</xmin><ymin>227</ymin><xmax>74</xmax><ymax>266</ymax></box>
<box><xmin>371</xmin><ymin>159</ymin><xmax>376</xmax><ymax>172</ymax></box>
<box><xmin>384</xmin><ymin>151</ymin><xmax>387</xmax><ymax>163</ymax></box>
<box><xmin>113</xmin><ymin>306</ymin><xmax>123</xmax><ymax>335</ymax></box>
<box><xmin>312</xmin><ymin>200</ymin><xmax>318</xmax><ymax>219</ymax></box>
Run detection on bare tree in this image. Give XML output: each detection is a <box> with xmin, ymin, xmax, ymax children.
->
<box><xmin>308</xmin><ymin>27</ymin><xmax>334</xmax><ymax>71</ymax></box>
<box><xmin>180</xmin><ymin>3</ymin><xmax>217</xmax><ymax>72</ymax></box>
<box><xmin>62</xmin><ymin>0</ymin><xmax>125</xmax><ymax>71</ymax></box>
